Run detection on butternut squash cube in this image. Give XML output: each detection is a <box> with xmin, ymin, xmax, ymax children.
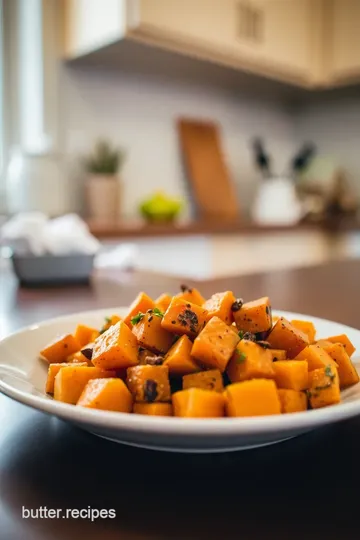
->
<box><xmin>191</xmin><ymin>316</ymin><xmax>240</xmax><ymax>372</ymax></box>
<box><xmin>163</xmin><ymin>335</ymin><xmax>199</xmax><ymax>376</ymax></box>
<box><xmin>278</xmin><ymin>389</ymin><xmax>307</xmax><ymax>413</ymax></box>
<box><xmin>161</xmin><ymin>297</ymin><xmax>208</xmax><ymax>337</ymax></box>
<box><xmin>123</xmin><ymin>292</ymin><xmax>155</xmax><ymax>328</ymax></box>
<box><xmin>172</xmin><ymin>388</ymin><xmax>225</xmax><ymax>418</ymax></box>
<box><xmin>133</xmin><ymin>402</ymin><xmax>173</xmax><ymax>416</ymax></box>
<box><xmin>176</xmin><ymin>286</ymin><xmax>205</xmax><ymax>306</ymax></box>
<box><xmin>40</xmin><ymin>334</ymin><xmax>81</xmax><ymax>364</ymax></box>
<box><xmin>295</xmin><ymin>344</ymin><xmax>338</xmax><ymax>371</ymax></box>
<box><xmin>132</xmin><ymin>311</ymin><xmax>174</xmax><ymax>354</ymax></box>
<box><xmin>290</xmin><ymin>320</ymin><xmax>316</xmax><ymax>343</ymax></box>
<box><xmin>54</xmin><ymin>366</ymin><xmax>116</xmax><ymax>404</ymax></box>
<box><xmin>92</xmin><ymin>321</ymin><xmax>139</xmax><ymax>370</ymax></box>
<box><xmin>203</xmin><ymin>291</ymin><xmax>236</xmax><ymax>324</ymax></box>
<box><xmin>46</xmin><ymin>362</ymin><xmax>88</xmax><ymax>394</ymax></box>
<box><xmin>74</xmin><ymin>324</ymin><xmax>99</xmax><ymax>348</ymax></box>
<box><xmin>154</xmin><ymin>293</ymin><xmax>173</xmax><ymax>312</ymax></box>
<box><xmin>267</xmin><ymin>317</ymin><xmax>309</xmax><ymax>358</ymax></box>
<box><xmin>323</xmin><ymin>343</ymin><xmax>359</xmax><ymax>388</ymax></box>
<box><xmin>323</xmin><ymin>334</ymin><xmax>356</xmax><ymax>357</ymax></box>
<box><xmin>227</xmin><ymin>340</ymin><xmax>274</xmax><ymax>383</ymax></box>
<box><xmin>126</xmin><ymin>365</ymin><xmax>171</xmax><ymax>402</ymax></box>
<box><xmin>183</xmin><ymin>368</ymin><xmax>224</xmax><ymax>393</ymax></box>
<box><xmin>226</xmin><ymin>379</ymin><xmax>281</xmax><ymax>417</ymax></box>
<box><xmin>315</xmin><ymin>339</ymin><xmax>333</xmax><ymax>348</ymax></box>
<box><xmin>138</xmin><ymin>347</ymin><xmax>164</xmax><ymax>366</ymax></box>
<box><xmin>77</xmin><ymin>378</ymin><xmax>132</xmax><ymax>412</ymax></box>
<box><xmin>273</xmin><ymin>360</ymin><xmax>308</xmax><ymax>391</ymax></box>
<box><xmin>269</xmin><ymin>349</ymin><xmax>287</xmax><ymax>361</ymax></box>
<box><xmin>233</xmin><ymin>296</ymin><xmax>272</xmax><ymax>334</ymax></box>
<box><xmin>99</xmin><ymin>315</ymin><xmax>122</xmax><ymax>335</ymax></box>
<box><xmin>308</xmin><ymin>364</ymin><xmax>340</xmax><ymax>409</ymax></box>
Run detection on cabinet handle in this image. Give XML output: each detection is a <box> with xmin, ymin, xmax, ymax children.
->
<box><xmin>237</xmin><ymin>1</ymin><xmax>263</xmax><ymax>43</ymax></box>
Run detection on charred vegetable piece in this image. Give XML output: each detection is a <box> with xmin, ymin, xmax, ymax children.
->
<box><xmin>183</xmin><ymin>369</ymin><xmax>224</xmax><ymax>393</ymax></box>
<box><xmin>295</xmin><ymin>344</ymin><xmax>338</xmax><ymax>371</ymax></box>
<box><xmin>203</xmin><ymin>291</ymin><xmax>236</xmax><ymax>324</ymax></box>
<box><xmin>126</xmin><ymin>365</ymin><xmax>171</xmax><ymax>402</ymax></box>
<box><xmin>133</xmin><ymin>402</ymin><xmax>173</xmax><ymax>416</ymax></box>
<box><xmin>308</xmin><ymin>364</ymin><xmax>340</xmax><ymax>409</ymax></box>
<box><xmin>176</xmin><ymin>285</ymin><xmax>206</xmax><ymax>306</ymax></box>
<box><xmin>77</xmin><ymin>378</ymin><xmax>133</xmax><ymax>412</ymax></box>
<box><xmin>92</xmin><ymin>321</ymin><xmax>139</xmax><ymax>370</ymax></box>
<box><xmin>278</xmin><ymin>389</ymin><xmax>307</xmax><ymax>413</ymax></box>
<box><xmin>323</xmin><ymin>343</ymin><xmax>359</xmax><ymax>388</ymax></box>
<box><xmin>267</xmin><ymin>317</ymin><xmax>309</xmax><ymax>358</ymax></box>
<box><xmin>123</xmin><ymin>292</ymin><xmax>155</xmax><ymax>328</ymax></box>
<box><xmin>54</xmin><ymin>366</ymin><xmax>116</xmax><ymax>404</ymax></box>
<box><xmin>132</xmin><ymin>311</ymin><xmax>174</xmax><ymax>354</ymax></box>
<box><xmin>273</xmin><ymin>360</ymin><xmax>308</xmax><ymax>391</ymax></box>
<box><xmin>40</xmin><ymin>334</ymin><xmax>81</xmax><ymax>364</ymax></box>
<box><xmin>161</xmin><ymin>297</ymin><xmax>208</xmax><ymax>337</ymax></box>
<box><xmin>233</xmin><ymin>296</ymin><xmax>272</xmax><ymax>334</ymax></box>
<box><xmin>172</xmin><ymin>388</ymin><xmax>225</xmax><ymax>418</ymax></box>
<box><xmin>163</xmin><ymin>335</ymin><xmax>199</xmax><ymax>376</ymax></box>
<box><xmin>227</xmin><ymin>340</ymin><xmax>274</xmax><ymax>383</ymax></box>
<box><xmin>191</xmin><ymin>316</ymin><xmax>240</xmax><ymax>372</ymax></box>
<box><xmin>226</xmin><ymin>379</ymin><xmax>281</xmax><ymax>417</ymax></box>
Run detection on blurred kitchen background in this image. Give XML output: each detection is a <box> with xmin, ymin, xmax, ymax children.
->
<box><xmin>2</xmin><ymin>0</ymin><xmax>360</xmax><ymax>282</ymax></box>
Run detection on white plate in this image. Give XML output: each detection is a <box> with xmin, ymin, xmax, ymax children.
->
<box><xmin>0</xmin><ymin>309</ymin><xmax>360</xmax><ymax>453</ymax></box>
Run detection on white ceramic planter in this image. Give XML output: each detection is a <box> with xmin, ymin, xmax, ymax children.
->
<box><xmin>85</xmin><ymin>175</ymin><xmax>120</xmax><ymax>220</ymax></box>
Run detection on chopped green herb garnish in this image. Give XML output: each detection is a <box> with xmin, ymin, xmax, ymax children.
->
<box><xmin>153</xmin><ymin>307</ymin><xmax>164</xmax><ymax>318</ymax></box>
<box><xmin>99</xmin><ymin>316</ymin><xmax>112</xmax><ymax>334</ymax></box>
<box><xmin>131</xmin><ymin>312</ymin><xmax>145</xmax><ymax>325</ymax></box>
<box><xmin>236</xmin><ymin>350</ymin><xmax>247</xmax><ymax>364</ymax></box>
<box><xmin>104</xmin><ymin>316</ymin><xmax>111</xmax><ymax>323</ymax></box>
<box><xmin>324</xmin><ymin>364</ymin><xmax>335</xmax><ymax>380</ymax></box>
<box><xmin>238</xmin><ymin>330</ymin><xmax>244</xmax><ymax>339</ymax></box>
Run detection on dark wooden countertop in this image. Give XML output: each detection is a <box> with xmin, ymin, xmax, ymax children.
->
<box><xmin>1</xmin><ymin>261</ymin><xmax>360</xmax><ymax>539</ymax></box>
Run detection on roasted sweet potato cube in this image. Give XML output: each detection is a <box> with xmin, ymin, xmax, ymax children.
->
<box><xmin>315</xmin><ymin>339</ymin><xmax>333</xmax><ymax>348</ymax></box>
<box><xmin>99</xmin><ymin>315</ymin><xmax>122</xmax><ymax>335</ymax></box>
<box><xmin>308</xmin><ymin>364</ymin><xmax>340</xmax><ymax>409</ymax></box>
<box><xmin>226</xmin><ymin>379</ymin><xmax>281</xmax><ymax>417</ymax></box>
<box><xmin>227</xmin><ymin>340</ymin><xmax>274</xmax><ymax>383</ymax></box>
<box><xmin>278</xmin><ymin>389</ymin><xmax>307</xmax><ymax>413</ymax></box>
<box><xmin>92</xmin><ymin>321</ymin><xmax>139</xmax><ymax>370</ymax></box>
<box><xmin>323</xmin><ymin>343</ymin><xmax>359</xmax><ymax>388</ymax></box>
<box><xmin>162</xmin><ymin>297</ymin><xmax>208</xmax><ymax>337</ymax></box>
<box><xmin>172</xmin><ymin>388</ymin><xmax>225</xmax><ymax>418</ymax></box>
<box><xmin>203</xmin><ymin>291</ymin><xmax>236</xmax><ymax>324</ymax></box>
<box><xmin>74</xmin><ymin>324</ymin><xmax>99</xmax><ymax>348</ymax></box>
<box><xmin>154</xmin><ymin>293</ymin><xmax>173</xmax><ymax>312</ymax></box>
<box><xmin>233</xmin><ymin>296</ymin><xmax>272</xmax><ymax>334</ymax></box>
<box><xmin>123</xmin><ymin>292</ymin><xmax>155</xmax><ymax>328</ymax></box>
<box><xmin>183</xmin><ymin>368</ymin><xmax>224</xmax><ymax>393</ymax></box>
<box><xmin>191</xmin><ymin>316</ymin><xmax>240</xmax><ymax>372</ymax></box>
<box><xmin>176</xmin><ymin>286</ymin><xmax>206</xmax><ymax>306</ymax></box>
<box><xmin>54</xmin><ymin>366</ymin><xmax>116</xmax><ymax>404</ymax></box>
<box><xmin>295</xmin><ymin>344</ymin><xmax>338</xmax><ymax>371</ymax></box>
<box><xmin>163</xmin><ymin>335</ymin><xmax>199</xmax><ymax>376</ymax></box>
<box><xmin>324</xmin><ymin>334</ymin><xmax>356</xmax><ymax>357</ymax></box>
<box><xmin>138</xmin><ymin>347</ymin><xmax>164</xmax><ymax>366</ymax></box>
<box><xmin>46</xmin><ymin>362</ymin><xmax>88</xmax><ymax>394</ymax></box>
<box><xmin>290</xmin><ymin>320</ymin><xmax>316</xmax><ymax>343</ymax></box>
<box><xmin>133</xmin><ymin>402</ymin><xmax>173</xmax><ymax>416</ymax></box>
<box><xmin>126</xmin><ymin>365</ymin><xmax>171</xmax><ymax>402</ymax></box>
<box><xmin>273</xmin><ymin>360</ymin><xmax>308</xmax><ymax>391</ymax></box>
<box><xmin>40</xmin><ymin>334</ymin><xmax>81</xmax><ymax>364</ymax></box>
<box><xmin>132</xmin><ymin>311</ymin><xmax>174</xmax><ymax>354</ymax></box>
<box><xmin>269</xmin><ymin>349</ymin><xmax>287</xmax><ymax>361</ymax></box>
<box><xmin>267</xmin><ymin>317</ymin><xmax>309</xmax><ymax>358</ymax></box>
<box><xmin>77</xmin><ymin>378</ymin><xmax>133</xmax><ymax>412</ymax></box>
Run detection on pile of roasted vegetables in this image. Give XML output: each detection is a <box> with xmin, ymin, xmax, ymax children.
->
<box><xmin>39</xmin><ymin>287</ymin><xmax>359</xmax><ymax>418</ymax></box>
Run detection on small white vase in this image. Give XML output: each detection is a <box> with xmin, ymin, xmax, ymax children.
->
<box><xmin>251</xmin><ymin>177</ymin><xmax>303</xmax><ymax>226</ymax></box>
<box><xmin>85</xmin><ymin>175</ymin><xmax>120</xmax><ymax>220</ymax></box>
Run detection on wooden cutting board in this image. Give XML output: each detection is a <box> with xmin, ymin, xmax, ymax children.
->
<box><xmin>177</xmin><ymin>118</ymin><xmax>240</xmax><ymax>220</ymax></box>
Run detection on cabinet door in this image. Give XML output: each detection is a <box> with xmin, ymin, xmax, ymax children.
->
<box><xmin>328</xmin><ymin>0</ymin><xmax>360</xmax><ymax>83</ymax></box>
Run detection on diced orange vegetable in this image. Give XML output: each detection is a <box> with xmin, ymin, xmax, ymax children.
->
<box><xmin>273</xmin><ymin>360</ymin><xmax>308</xmax><ymax>391</ymax></box>
<box><xmin>269</xmin><ymin>349</ymin><xmax>287</xmax><ymax>361</ymax></box>
<box><xmin>138</xmin><ymin>347</ymin><xmax>164</xmax><ymax>366</ymax></box>
<box><xmin>176</xmin><ymin>286</ymin><xmax>206</xmax><ymax>306</ymax></box>
<box><xmin>163</xmin><ymin>335</ymin><xmax>199</xmax><ymax>376</ymax></box>
<box><xmin>295</xmin><ymin>344</ymin><xmax>338</xmax><ymax>371</ymax></box>
<box><xmin>74</xmin><ymin>324</ymin><xmax>99</xmax><ymax>348</ymax></box>
<box><xmin>233</xmin><ymin>296</ymin><xmax>272</xmax><ymax>334</ymax></box>
<box><xmin>323</xmin><ymin>334</ymin><xmax>356</xmax><ymax>357</ymax></box>
<box><xmin>161</xmin><ymin>297</ymin><xmax>208</xmax><ymax>337</ymax></box>
<box><xmin>132</xmin><ymin>311</ymin><xmax>174</xmax><ymax>354</ymax></box>
<box><xmin>226</xmin><ymin>379</ymin><xmax>281</xmax><ymax>417</ymax></box>
<box><xmin>183</xmin><ymin>369</ymin><xmax>224</xmax><ymax>393</ymax></box>
<box><xmin>92</xmin><ymin>321</ymin><xmax>139</xmax><ymax>370</ymax></box>
<box><xmin>54</xmin><ymin>366</ymin><xmax>116</xmax><ymax>404</ymax></box>
<box><xmin>267</xmin><ymin>317</ymin><xmax>309</xmax><ymax>358</ymax></box>
<box><xmin>172</xmin><ymin>388</ymin><xmax>225</xmax><ymax>418</ymax></box>
<box><xmin>154</xmin><ymin>293</ymin><xmax>172</xmax><ymax>312</ymax></box>
<box><xmin>126</xmin><ymin>365</ymin><xmax>171</xmax><ymax>402</ymax></box>
<box><xmin>191</xmin><ymin>316</ymin><xmax>240</xmax><ymax>372</ymax></box>
<box><xmin>227</xmin><ymin>340</ymin><xmax>274</xmax><ymax>383</ymax></box>
<box><xmin>46</xmin><ymin>362</ymin><xmax>88</xmax><ymax>393</ymax></box>
<box><xmin>308</xmin><ymin>364</ymin><xmax>340</xmax><ymax>409</ymax></box>
<box><xmin>291</xmin><ymin>320</ymin><xmax>316</xmax><ymax>343</ymax></box>
<box><xmin>67</xmin><ymin>350</ymin><xmax>91</xmax><ymax>364</ymax></box>
<box><xmin>40</xmin><ymin>334</ymin><xmax>81</xmax><ymax>364</ymax></box>
<box><xmin>133</xmin><ymin>402</ymin><xmax>173</xmax><ymax>416</ymax></box>
<box><xmin>99</xmin><ymin>315</ymin><xmax>122</xmax><ymax>334</ymax></box>
<box><xmin>123</xmin><ymin>292</ymin><xmax>155</xmax><ymax>328</ymax></box>
<box><xmin>203</xmin><ymin>291</ymin><xmax>236</xmax><ymax>324</ymax></box>
<box><xmin>316</xmin><ymin>339</ymin><xmax>333</xmax><ymax>348</ymax></box>
<box><xmin>278</xmin><ymin>389</ymin><xmax>307</xmax><ymax>413</ymax></box>
<box><xmin>323</xmin><ymin>343</ymin><xmax>359</xmax><ymax>388</ymax></box>
<box><xmin>77</xmin><ymin>378</ymin><xmax>133</xmax><ymax>412</ymax></box>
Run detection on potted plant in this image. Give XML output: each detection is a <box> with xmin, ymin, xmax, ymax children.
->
<box><xmin>83</xmin><ymin>140</ymin><xmax>125</xmax><ymax>220</ymax></box>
